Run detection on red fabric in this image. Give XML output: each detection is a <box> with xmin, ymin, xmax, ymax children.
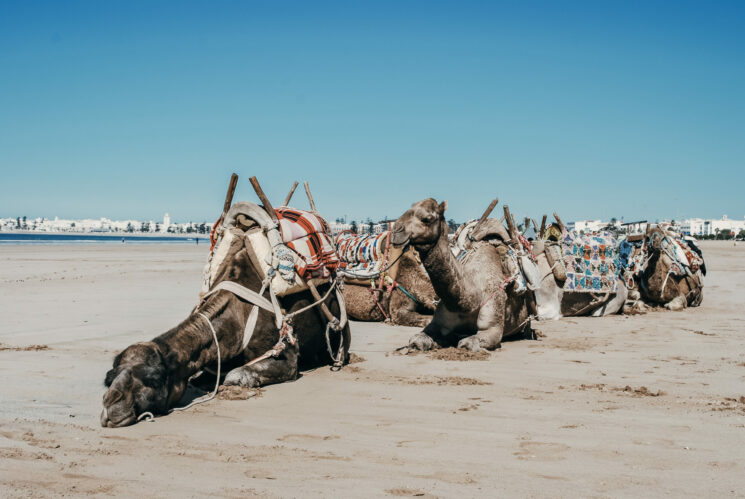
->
<box><xmin>275</xmin><ymin>208</ymin><xmax>340</xmax><ymax>279</ymax></box>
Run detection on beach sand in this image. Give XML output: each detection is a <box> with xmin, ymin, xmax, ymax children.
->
<box><xmin>1</xmin><ymin>241</ymin><xmax>743</xmax><ymax>498</ymax></box>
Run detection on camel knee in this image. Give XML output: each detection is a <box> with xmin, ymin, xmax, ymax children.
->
<box><xmin>224</xmin><ymin>366</ymin><xmax>261</xmax><ymax>388</ymax></box>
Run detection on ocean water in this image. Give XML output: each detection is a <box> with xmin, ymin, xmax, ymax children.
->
<box><xmin>0</xmin><ymin>233</ymin><xmax>206</xmax><ymax>245</ymax></box>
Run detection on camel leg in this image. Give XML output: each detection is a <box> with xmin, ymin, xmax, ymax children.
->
<box><xmin>390</xmin><ymin>292</ymin><xmax>432</xmax><ymax>328</ymax></box>
<box><xmin>223</xmin><ymin>343</ymin><xmax>299</xmax><ymax>388</ymax></box>
<box><xmin>407</xmin><ymin>321</ymin><xmax>445</xmax><ymax>351</ymax></box>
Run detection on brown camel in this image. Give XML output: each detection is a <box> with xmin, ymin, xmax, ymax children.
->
<box><xmin>390</xmin><ymin>198</ymin><xmax>531</xmax><ymax>352</ymax></box>
<box><xmin>640</xmin><ymin>227</ymin><xmax>704</xmax><ymax>310</ymax></box>
<box><xmin>101</xmin><ymin>204</ymin><xmax>350</xmax><ymax>428</ymax></box>
<box><xmin>341</xmin><ymin>242</ymin><xmax>437</xmax><ymax>328</ymax></box>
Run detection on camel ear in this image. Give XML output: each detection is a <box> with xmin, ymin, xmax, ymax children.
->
<box><xmin>438</xmin><ymin>201</ymin><xmax>447</xmax><ymax>215</ymax></box>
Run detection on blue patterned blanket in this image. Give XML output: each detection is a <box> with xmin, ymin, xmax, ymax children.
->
<box><xmin>561</xmin><ymin>230</ymin><xmax>619</xmax><ymax>293</ymax></box>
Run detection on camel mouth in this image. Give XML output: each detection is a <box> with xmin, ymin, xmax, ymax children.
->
<box><xmin>100</xmin><ymin>408</ymin><xmax>137</xmax><ymax>428</ymax></box>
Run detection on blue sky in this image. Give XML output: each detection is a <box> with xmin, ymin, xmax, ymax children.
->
<box><xmin>1</xmin><ymin>1</ymin><xmax>743</xmax><ymax>224</ymax></box>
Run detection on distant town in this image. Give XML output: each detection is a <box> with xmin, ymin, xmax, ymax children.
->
<box><xmin>2</xmin><ymin>213</ymin><xmax>744</xmax><ymax>240</ymax></box>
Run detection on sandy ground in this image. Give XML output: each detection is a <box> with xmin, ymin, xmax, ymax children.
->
<box><xmin>0</xmin><ymin>241</ymin><xmax>743</xmax><ymax>498</ymax></box>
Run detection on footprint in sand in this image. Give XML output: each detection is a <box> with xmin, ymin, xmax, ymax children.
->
<box><xmin>277</xmin><ymin>433</ymin><xmax>340</xmax><ymax>442</ymax></box>
<box><xmin>514</xmin><ymin>441</ymin><xmax>570</xmax><ymax>461</ymax></box>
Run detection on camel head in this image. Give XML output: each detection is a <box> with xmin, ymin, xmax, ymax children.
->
<box><xmin>101</xmin><ymin>342</ymin><xmax>171</xmax><ymax>427</ymax></box>
<box><xmin>390</xmin><ymin>198</ymin><xmax>447</xmax><ymax>250</ymax></box>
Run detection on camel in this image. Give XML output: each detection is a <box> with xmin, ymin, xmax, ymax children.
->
<box><xmin>101</xmin><ymin>180</ymin><xmax>350</xmax><ymax>427</ymax></box>
<box><xmin>530</xmin><ymin>217</ymin><xmax>627</xmax><ymax>319</ymax></box>
<box><xmin>338</xmin><ymin>231</ymin><xmax>437</xmax><ymax>327</ymax></box>
<box><xmin>390</xmin><ymin>198</ymin><xmax>531</xmax><ymax>352</ymax></box>
<box><xmin>638</xmin><ymin>227</ymin><xmax>704</xmax><ymax>310</ymax></box>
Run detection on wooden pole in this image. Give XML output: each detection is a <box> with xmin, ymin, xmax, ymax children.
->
<box><xmin>553</xmin><ymin>212</ymin><xmax>566</xmax><ymax>232</ymax></box>
<box><xmin>503</xmin><ymin>205</ymin><xmax>518</xmax><ymax>240</ymax></box>
<box><xmin>283</xmin><ymin>181</ymin><xmax>299</xmax><ymax>206</ymax></box>
<box><xmin>471</xmin><ymin>198</ymin><xmax>498</xmax><ymax>234</ymax></box>
<box><xmin>249</xmin><ymin>176</ymin><xmax>278</xmax><ymax>222</ymax></box>
<box><xmin>303</xmin><ymin>181</ymin><xmax>317</xmax><ymax>212</ymax></box>
<box><xmin>539</xmin><ymin>215</ymin><xmax>547</xmax><ymax>238</ymax></box>
<box><xmin>222</xmin><ymin>173</ymin><xmax>239</xmax><ymax>216</ymax></box>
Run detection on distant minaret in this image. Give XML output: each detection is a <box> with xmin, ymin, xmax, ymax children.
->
<box><xmin>162</xmin><ymin>213</ymin><xmax>171</xmax><ymax>232</ymax></box>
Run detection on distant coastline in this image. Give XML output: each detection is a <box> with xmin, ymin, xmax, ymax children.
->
<box><xmin>0</xmin><ymin>232</ymin><xmax>205</xmax><ymax>245</ymax></box>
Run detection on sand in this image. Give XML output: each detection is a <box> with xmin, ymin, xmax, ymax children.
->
<box><xmin>0</xmin><ymin>241</ymin><xmax>743</xmax><ymax>498</ymax></box>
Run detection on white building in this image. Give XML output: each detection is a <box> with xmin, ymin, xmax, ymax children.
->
<box><xmin>162</xmin><ymin>213</ymin><xmax>171</xmax><ymax>233</ymax></box>
<box><xmin>682</xmin><ymin>215</ymin><xmax>745</xmax><ymax>237</ymax></box>
<box><xmin>569</xmin><ymin>220</ymin><xmax>606</xmax><ymax>233</ymax></box>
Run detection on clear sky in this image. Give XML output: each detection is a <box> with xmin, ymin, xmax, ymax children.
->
<box><xmin>1</xmin><ymin>1</ymin><xmax>743</xmax><ymax>224</ymax></box>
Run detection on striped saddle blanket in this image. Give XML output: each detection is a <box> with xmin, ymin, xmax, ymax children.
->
<box><xmin>275</xmin><ymin>208</ymin><xmax>339</xmax><ymax>279</ymax></box>
<box><xmin>561</xmin><ymin>230</ymin><xmax>619</xmax><ymax>293</ymax></box>
<box><xmin>335</xmin><ymin>231</ymin><xmax>389</xmax><ymax>278</ymax></box>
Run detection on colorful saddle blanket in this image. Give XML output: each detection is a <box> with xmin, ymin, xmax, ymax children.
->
<box><xmin>561</xmin><ymin>230</ymin><xmax>619</xmax><ymax>293</ymax></box>
<box><xmin>335</xmin><ymin>231</ymin><xmax>389</xmax><ymax>278</ymax></box>
<box><xmin>649</xmin><ymin>231</ymin><xmax>705</xmax><ymax>277</ymax></box>
<box><xmin>275</xmin><ymin>208</ymin><xmax>339</xmax><ymax>279</ymax></box>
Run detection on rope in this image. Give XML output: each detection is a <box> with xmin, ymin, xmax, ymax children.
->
<box><xmin>395</xmin><ymin>283</ymin><xmax>420</xmax><ymax>304</ymax></box>
<box><xmin>169</xmin><ymin>312</ymin><xmax>222</xmax><ymax>413</ymax></box>
<box><xmin>284</xmin><ymin>278</ymin><xmax>340</xmax><ymax>322</ymax></box>
<box><xmin>325</xmin><ymin>321</ymin><xmax>345</xmax><ymax>369</ymax></box>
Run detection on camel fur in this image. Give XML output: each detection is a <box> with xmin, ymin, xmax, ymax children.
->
<box><xmin>390</xmin><ymin>198</ymin><xmax>531</xmax><ymax>352</ymax></box>
<box><xmin>342</xmin><ymin>245</ymin><xmax>437</xmax><ymax>328</ymax></box>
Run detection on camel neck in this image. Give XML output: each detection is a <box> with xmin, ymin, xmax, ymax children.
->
<box><xmin>417</xmin><ymin>226</ymin><xmax>479</xmax><ymax>312</ymax></box>
<box><xmin>155</xmin><ymin>294</ymin><xmax>247</xmax><ymax>383</ymax></box>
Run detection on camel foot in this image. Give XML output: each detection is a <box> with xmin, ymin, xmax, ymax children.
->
<box><xmin>223</xmin><ymin>367</ymin><xmax>260</xmax><ymax>388</ymax></box>
<box><xmin>457</xmin><ymin>336</ymin><xmax>482</xmax><ymax>352</ymax></box>
<box><xmin>665</xmin><ymin>295</ymin><xmax>686</xmax><ymax>311</ymax></box>
<box><xmin>407</xmin><ymin>332</ymin><xmax>437</xmax><ymax>352</ymax></box>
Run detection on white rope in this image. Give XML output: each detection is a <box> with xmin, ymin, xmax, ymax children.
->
<box><xmin>169</xmin><ymin>312</ymin><xmax>222</xmax><ymax>413</ymax></box>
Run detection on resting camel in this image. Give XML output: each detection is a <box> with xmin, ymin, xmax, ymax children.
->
<box><xmin>639</xmin><ymin>227</ymin><xmax>704</xmax><ymax>310</ymax></box>
<box><xmin>530</xmin><ymin>217</ymin><xmax>627</xmax><ymax>319</ymax></box>
<box><xmin>390</xmin><ymin>198</ymin><xmax>531</xmax><ymax>352</ymax></box>
<box><xmin>101</xmin><ymin>197</ymin><xmax>350</xmax><ymax>427</ymax></box>
<box><xmin>341</xmin><ymin>238</ymin><xmax>437</xmax><ymax>327</ymax></box>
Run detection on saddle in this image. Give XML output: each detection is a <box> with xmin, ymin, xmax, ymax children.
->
<box><xmin>202</xmin><ymin>202</ymin><xmax>339</xmax><ymax>297</ymax></box>
<box><xmin>451</xmin><ymin>218</ymin><xmax>540</xmax><ymax>294</ymax></box>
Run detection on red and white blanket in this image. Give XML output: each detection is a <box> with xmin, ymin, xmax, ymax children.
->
<box><xmin>274</xmin><ymin>207</ymin><xmax>339</xmax><ymax>279</ymax></box>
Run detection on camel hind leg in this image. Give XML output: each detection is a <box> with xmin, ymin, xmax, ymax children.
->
<box><xmin>223</xmin><ymin>342</ymin><xmax>299</xmax><ymax>388</ymax></box>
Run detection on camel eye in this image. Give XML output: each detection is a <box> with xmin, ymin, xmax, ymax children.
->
<box><xmin>421</xmin><ymin>214</ymin><xmax>435</xmax><ymax>224</ymax></box>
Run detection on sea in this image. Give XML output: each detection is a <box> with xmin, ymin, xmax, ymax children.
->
<box><xmin>0</xmin><ymin>233</ymin><xmax>206</xmax><ymax>245</ymax></box>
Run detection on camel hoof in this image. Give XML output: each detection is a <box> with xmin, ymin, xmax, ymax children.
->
<box><xmin>665</xmin><ymin>295</ymin><xmax>686</xmax><ymax>311</ymax></box>
<box><xmin>407</xmin><ymin>332</ymin><xmax>436</xmax><ymax>352</ymax></box>
<box><xmin>457</xmin><ymin>336</ymin><xmax>481</xmax><ymax>352</ymax></box>
<box><xmin>223</xmin><ymin>367</ymin><xmax>260</xmax><ymax>388</ymax></box>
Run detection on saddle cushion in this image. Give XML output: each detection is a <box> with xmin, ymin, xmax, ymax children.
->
<box><xmin>561</xmin><ymin>230</ymin><xmax>619</xmax><ymax>293</ymax></box>
<box><xmin>275</xmin><ymin>208</ymin><xmax>340</xmax><ymax>279</ymax></box>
